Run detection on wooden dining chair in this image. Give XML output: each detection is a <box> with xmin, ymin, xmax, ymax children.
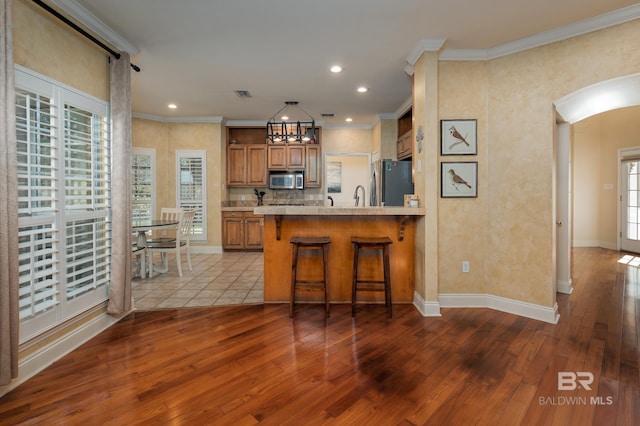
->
<box><xmin>146</xmin><ymin>207</ymin><xmax>184</xmax><ymax>244</ymax></box>
<box><xmin>147</xmin><ymin>210</ymin><xmax>196</xmax><ymax>277</ymax></box>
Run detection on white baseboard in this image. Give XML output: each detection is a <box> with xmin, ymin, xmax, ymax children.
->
<box><xmin>572</xmin><ymin>240</ymin><xmax>617</xmax><ymax>250</ymax></box>
<box><xmin>572</xmin><ymin>240</ymin><xmax>600</xmax><ymax>247</ymax></box>
<box><xmin>0</xmin><ymin>312</ymin><xmax>123</xmax><ymax>398</ymax></box>
<box><xmin>412</xmin><ymin>291</ymin><xmax>442</xmax><ymax>317</ymax></box>
<box><xmin>557</xmin><ymin>278</ymin><xmax>574</xmax><ymax>294</ymax></box>
<box><xmin>438</xmin><ymin>293</ymin><xmax>560</xmax><ymax>324</ymax></box>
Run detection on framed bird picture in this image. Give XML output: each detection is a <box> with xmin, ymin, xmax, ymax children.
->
<box><xmin>440</xmin><ymin>119</ymin><xmax>477</xmax><ymax>155</ymax></box>
<box><xmin>441</xmin><ymin>161</ymin><xmax>477</xmax><ymax>198</ymax></box>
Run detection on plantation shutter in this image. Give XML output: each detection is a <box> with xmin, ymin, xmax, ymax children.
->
<box><xmin>176</xmin><ymin>151</ymin><xmax>206</xmax><ymax>240</ymax></box>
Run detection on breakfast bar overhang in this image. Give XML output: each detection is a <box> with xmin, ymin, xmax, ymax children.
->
<box><xmin>254</xmin><ymin>206</ymin><xmax>426</xmax><ymax>304</ymax></box>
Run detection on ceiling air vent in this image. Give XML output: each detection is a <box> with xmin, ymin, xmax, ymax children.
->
<box><xmin>321</xmin><ymin>113</ymin><xmax>334</xmax><ymax>117</ymax></box>
<box><xmin>234</xmin><ymin>89</ymin><xmax>252</xmax><ymax>98</ymax></box>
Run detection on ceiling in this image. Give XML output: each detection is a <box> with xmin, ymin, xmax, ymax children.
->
<box><xmin>53</xmin><ymin>0</ymin><xmax>640</xmax><ymax>126</ymax></box>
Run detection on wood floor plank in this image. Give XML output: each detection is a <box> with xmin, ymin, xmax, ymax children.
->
<box><xmin>2</xmin><ymin>248</ymin><xmax>640</xmax><ymax>425</ymax></box>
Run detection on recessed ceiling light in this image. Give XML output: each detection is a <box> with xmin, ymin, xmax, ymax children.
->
<box><xmin>281</xmin><ymin>115</ymin><xmax>289</xmax><ymax>120</ymax></box>
<box><xmin>168</xmin><ymin>103</ymin><xmax>177</xmax><ymax>109</ymax></box>
<box><xmin>357</xmin><ymin>86</ymin><xmax>368</xmax><ymax>93</ymax></box>
<box><xmin>330</xmin><ymin>65</ymin><xmax>342</xmax><ymax>73</ymax></box>
<box><xmin>345</xmin><ymin>117</ymin><xmax>353</xmax><ymax>122</ymax></box>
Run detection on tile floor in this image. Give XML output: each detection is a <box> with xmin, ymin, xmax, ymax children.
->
<box><xmin>132</xmin><ymin>251</ymin><xmax>264</xmax><ymax>310</ymax></box>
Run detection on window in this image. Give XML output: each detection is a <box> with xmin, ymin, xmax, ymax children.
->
<box><xmin>15</xmin><ymin>66</ymin><xmax>111</xmax><ymax>342</ymax></box>
<box><xmin>176</xmin><ymin>150</ymin><xmax>206</xmax><ymax>240</ymax></box>
<box><xmin>132</xmin><ymin>147</ymin><xmax>156</xmax><ymax>222</ymax></box>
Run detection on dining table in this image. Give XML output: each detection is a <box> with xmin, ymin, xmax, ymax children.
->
<box><xmin>132</xmin><ymin>219</ymin><xmax>180</xmax><ymax>277</ymax></box>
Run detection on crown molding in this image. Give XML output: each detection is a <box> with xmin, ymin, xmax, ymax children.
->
<box><xmin>395</xmin><ymin>97</ymin><xmax>412</xmax><ymax>117</ymax></box>
<box><xmin>439</xmin><ymin>3</ymin><xmax>640</xmax><ymax>61</ymax></box>
<box><xmin>133</xmin><ymin>113</ymin><xmax>223</xmax><ymax>123</ymax></box>
<box><xmin>224</xmin><ymin>119</ymin><xmax>327</xmax><ymax>127</ymax></box>
<box><xmin>322</xmin><ymin>123</ymin><xmax>373</xmax><ymax>130</ymax></box>
<box><xmin>406</xmin><ymin>38</ymin><xmax>447</xmax><ymax>66</ymax></box>
<box><xmin>378</xmin><ymin>113</ymin><xmax>397</xmax><ymax>120</ymax></box>
<box><xmin>49</xmin><ymin>0</ymin><xmax>138</xmax><ymax>55</ymax></box>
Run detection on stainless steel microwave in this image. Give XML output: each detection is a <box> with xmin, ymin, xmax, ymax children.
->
<box><xmin>269</xmin><ymin>172</ymin><xmax>304</xmax><ymax>190</ymax></box>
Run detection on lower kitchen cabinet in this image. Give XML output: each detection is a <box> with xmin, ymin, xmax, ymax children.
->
<box><xmin>222</xmin><ymin>211</ymin><xmax>264</xmax><ymax>250</ymax></box>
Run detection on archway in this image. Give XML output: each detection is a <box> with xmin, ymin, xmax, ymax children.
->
<box><xmin>554</xmin><ymin>73</ymin><xmax>640</xmax><ymax>294</ymax></box>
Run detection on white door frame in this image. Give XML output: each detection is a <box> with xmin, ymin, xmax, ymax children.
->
<box><xmin>556</xmin><ymin>123</ymin><xmax>573</xmax><ymax>294</ymax></box>
<box><xmin>617</xmin><ymin>147</ymin><xmax>640</xmax><ymax>252</ymax></box>
<box><xmin>554</xmin><ymin>73</ymin><xmax>640</xmax><ymax>299</ymax></box>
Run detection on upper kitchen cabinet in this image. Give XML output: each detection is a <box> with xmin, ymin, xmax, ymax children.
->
<box><xmin>226</xmin><ymin>127</ymin><xmax>267</xmax><ymax>187</ymax></box>
<box><xmin>397</xmin><ymin>108</ymin><xmax>412</xmax><ymax>160</ymax></box>
<box><xmin>267</xmin><ymin>144</ymin><xmax>305</xmax><ymax>170</ymax></box>
<box><xmin>305</xmin><ymin>145</ymin><xmax>321</xmax><ymax>187</ymax></box>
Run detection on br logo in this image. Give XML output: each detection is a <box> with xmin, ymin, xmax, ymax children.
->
<box><xmin>558</xmin><ymin>372</ymin><xmax>594</xmax><ymax>390</ymax></box>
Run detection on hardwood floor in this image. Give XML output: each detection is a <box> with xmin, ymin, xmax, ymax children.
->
<box><xmin>1</xmin><ymin>247</ymin><xmax>638</xmax><ymax>425</ymax></box>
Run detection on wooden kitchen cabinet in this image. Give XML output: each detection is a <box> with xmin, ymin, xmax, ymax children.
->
<box><xmin>397</xmin><ymin>131</ymin><xmax>412</xmax><ymax>160</ymax></box>
<box><xmin>244</xmin><ymin>213</ymin><xmax>264</xmax><ymax>249</ymax></box>
<box><xmin>268</xmin><ymin>145</ymin><xmax>306</xmax><ymax>170</ymax></box>
<box><xmin>226</xmin><ymin>145</ymin><xmax>267</xmax><ymax>187</ymax></box>
<box><xmin>305</xmin><ymin>145</ymin><xmax>321</xmax><ymax>187</ymax></box>
<box><xmin>397</xmin><ymin>108</ymin><xmax>412</xmax><ymax>160</ymax></box>
<box><xmin>222</xmin><ymin>211</ymin><xmax>263</xmax><ymax>250</ymax></box>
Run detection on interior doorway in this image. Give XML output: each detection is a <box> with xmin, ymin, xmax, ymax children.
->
<box><xmin>554</xmin><ymin>73</ymin><xmax>640</xmax><ymax>295</ymax></box>
<box><xmin>323</xmin><ymin>153</ymin><xmax>371</xmax><ymax>207</ymax></box>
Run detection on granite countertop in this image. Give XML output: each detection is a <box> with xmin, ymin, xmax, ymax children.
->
<box><xmin>253</xmin><ymin>205</ymin><xmax>425</xmax><ymax>216</ymax></box>
<box><xmin>221</xmin><ymin>206</ymin><xmax>260</xmax><ymax>212</ymax></box>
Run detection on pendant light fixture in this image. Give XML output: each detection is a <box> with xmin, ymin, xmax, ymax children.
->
<box><xmin>266</xmin><ymin>101</ymin><xmax>316</xmax><ymax>144</ymax></box>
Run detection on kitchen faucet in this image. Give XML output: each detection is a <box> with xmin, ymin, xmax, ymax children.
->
<box><xmin>353</xmin><ymin>185</ymin><xmax>365</xmax><ymax>207</ymax></box>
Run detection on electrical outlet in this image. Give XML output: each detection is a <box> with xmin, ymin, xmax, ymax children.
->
<box><xmin>241</xmin><ymin>195</ymin><xmax>246</xmax><ymax>201</ymax></box>
<box><xmin>462</xmin><ymin>261</ymin><xmax>470</xmax><ymax>273</ymax></box>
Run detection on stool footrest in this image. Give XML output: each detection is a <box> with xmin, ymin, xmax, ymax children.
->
<box><xmin>354</xmin><ymin>282</ymin><xmax>386</xmax><ymax>291</ymax></box>
<box><xmin>294</xmin><ymin>280</ymin><xmax>327</xmax><ymax>287</ymax></box>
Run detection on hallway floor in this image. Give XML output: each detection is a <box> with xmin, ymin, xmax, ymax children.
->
<box><xmin>132</xmin><ymin>251</ymin><xmax>264</xmax><ymax>310</ymax></box>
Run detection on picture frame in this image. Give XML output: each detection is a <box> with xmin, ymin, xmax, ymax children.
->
<box><xmin>441</xmin><ymin>161</ymin><xmax>478</xmax><ymax>198</ymax></box>
<box><xmin>441</xmin><ymin>119</ymin><xmax>477</xmax><ymax>155</ymax></box>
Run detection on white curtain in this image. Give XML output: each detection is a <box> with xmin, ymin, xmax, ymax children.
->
<box><xmin>0</xmin><ymin>0</ymin><xmax>20</xmax><ymax>386</ymax></box>
<box><xmin>107</xmin><ymin>52</ymin><xmax>133</xmax><ymax>315</ymax></box>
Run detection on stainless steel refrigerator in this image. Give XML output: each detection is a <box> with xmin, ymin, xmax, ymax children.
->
<box><xmin>370</xmin><ymin>159</ymin><xmax>414</xmax><ymax>206</ymax></box>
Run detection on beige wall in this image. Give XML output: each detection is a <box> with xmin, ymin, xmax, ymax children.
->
<box><xmin>437</xmin><ymin>61</ymin><xmax>489</xmax><ymax>295</ymax></box>
<box><xmin>13</xmin><ymin>0</ymin><xmax>109</xmax><ymax>101</ymax></box>
<box><xmin>132</xmin><ymin>118</ymin><xmax>224</xmax><ymax>247</ymax></box>
<box><xmin>322</xmin><ymin>127</ymin><xmax>373</xmax><ymax>153</ymax></box>
<box><xmin>412</xmin><ymin>19</ymin><xmax>640</xmax><ymax>309</ymax></box>
<box><xmin>573</xmin><ymin>106</ymin><xmax>640</xmax><ymax>249</ymax></box>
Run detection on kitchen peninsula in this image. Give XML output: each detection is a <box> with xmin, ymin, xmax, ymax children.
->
<box><xmin>254</xmin><ymin>205</ymin><xmax>425</xmax><ymax>304</ymax></box>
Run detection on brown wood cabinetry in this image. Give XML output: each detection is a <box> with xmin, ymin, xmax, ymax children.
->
<box><xmin>397</xmin><ymin>131</ymin><xmax>411</xmax><ymax>160</ymax></box>
<box><xmin>222</xmin><ymin>211</ymin><xmax>263</xmax><ymax>250</ymax></box>
<box><xmin>305</xmin><ymin>145</ymin><xmax>321</xmax><ymax>187</ymax></box>
<box><xmin>226</xmin><ymin>145</ymin><xmax>267</xmax><ymax>187</ymax></box>
<box><xmin>397</xmin><ymin>108</ymin><xmax>412</xmax><ymax>160</ymax></box>
<box><xmin>267</xmin><ymin>144</ymin><xmax>306</xmax><ymax>170</ymax></box>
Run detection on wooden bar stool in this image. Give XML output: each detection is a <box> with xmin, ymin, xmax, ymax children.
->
<box><xmin>351</xmin><ymin>236</ymin><xmax>393</xmax><ymax>318</ymax></box>
<box><xmin>290</xmin><ymin>236</ymin><xmax>331</xmax><ymax>318</ymax></box>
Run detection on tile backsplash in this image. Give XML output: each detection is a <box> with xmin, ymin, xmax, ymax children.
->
<box><xmin>222</xmin><ymin>190</ymin><xmax>323</xmax><ymax>207</ymax></box>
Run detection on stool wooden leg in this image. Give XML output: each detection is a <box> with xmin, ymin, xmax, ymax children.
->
<box><xmin>323</xmin><ymin>243</ymin><xmax>330</xmax><ymax>317</ymax></box>
<box><xmin>351</xmin><ymin>242</ymin><xmax>359</xmax><ymax>317</ymax></box>
<box><xmin>290</xmin><ymin>243</ymin><xmax>299</xmax><ymax>318</ymax></box>
<box><xmin>383</xmin><ymin>244</ymin><xmax>392</xmax><ymax>318</ymax></box>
